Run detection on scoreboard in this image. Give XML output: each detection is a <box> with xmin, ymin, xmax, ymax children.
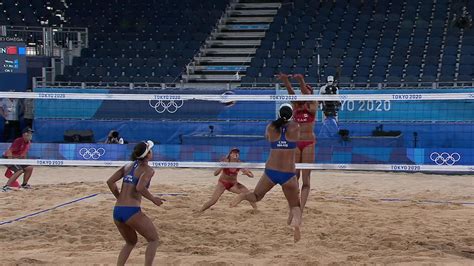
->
<box><xmin>0</xmin><ymin>41</ymin><xmax>27</xmax><ymax>91</ymax></box>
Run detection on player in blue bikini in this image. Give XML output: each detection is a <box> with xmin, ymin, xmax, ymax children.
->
<box><xmin>230</xmin><ymin>104</ymin><xmax>302</xmax><ymax>242</ymax></box>
<box><xmin>107</xmin><ymin>140</ymin><xmax>164</xmax><ymax>266</ymax></box>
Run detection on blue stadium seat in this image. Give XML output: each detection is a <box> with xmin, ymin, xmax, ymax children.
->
<box><xmin>374</xmin><ymin>56</ymin><xmax>389</xmax><ymax>66</ymax></box>
<box><xmin>441</xmin><ymin>55</ymin><xmax>457</xmax><ymax>65</ymax></box>
<box><xmin>388</xmin><ymin>66</ymin><xmax>403</xmax><ymax>76</ymax></box>
<box><xmin>444</xmin><ymin>46</ymin><xmax>458</xmax><ymax>55</ymax></box>
<box><xmin>359</xmin><ymin>57</ymin><xmax>373</xmax><ymax>67</ymax></box>
<box><xmin>353</xmin><ymin>76</ymin><xmax>368</xmax><ymax>83</ymax></box>
<box><xmin>271</xmin><ymin>49</ymin><xmax>284</xmax><ymax>59</ymax></box>
<box><xmin>261</xmin><ymin>68</ymin><xmax>275</xmax><ymax>77</ymax></box>
<box><xmin>296</xmin><ymin>57</ymin><xmax>309</xmax><ymax>67</ymax></box>
<box><xmin>343</xmin><ymin>57</ymin><xmax>357</xmax><ymax>67</ymax></box>
<box><xmin>459</xmin><ymin>65</ymin><xmax>473</xmax><ymax>76</ymax></box>
<box><xmin>421</xmin><ymin>75</ymin><xmax>436</xmax><ymax>82</ymax></box>
<box><xmin>331</xmin><ymin>48</ymin><xmax>345</xmax><ymax>58</ymax></box>
<box><xmin>372</xmin><ymin>66</ymin><xmax>387</xmax><ymax>76</ymax></box>
<box><xmin>423</xmin><ymin>66</ymin><xmax>438</xmax><ymax>76</ymax></box>
<box><xmin>404</xmin><ymin>75</ymin><xmax>419</xmax><ymax>82</ymax></box>
<box><xmin>457</xmin><ymin>75</ymin><xmax>472</xmax><ymax>82</ymax></box>
<box><xmin>281</xmin><ymin>58</ymin><xmax>294</xmax><ymax>68</ymax></box>
<box><xmin>407</xmin><ymin>56</ymin><xmax>422</xmax><ymax>66</ymax></box>
<box><xmin>285</xmin><ymin>49</ymin><xmax>299</xmax><ymax>58</ymax></box>
<box><xmin>387</xmin><ymin>75</ymin><xmax>402</xmax><ymax>83</ymax></box>
<box><xmin>391</xmin><ymin>56</ymin><xmax>406</xmax><ymax>66</ymax></box>
<box><xmin>300</xmin><ymin>48</ymin><xmax>314</xmax><ymax>59</ymax></box>
<box><xmin>266</xmin><ymin>58</ymin><xmax>279</xmax><ymax>68</ymax></box>
<box><xmin>356</xmin><ymin>66</ymin><xmax>370</xmax><ymax>77</ymax></box>
<box><xmin>439</xmin><ymin>75</ymin><xmax>455</xmax><ymax>82</ymax></box>
<box><xmin>327</xmin><ymin>57</ymin><xmax>342</xmax><ymax>67</ymax></box>
<box><xmin>369</xmin><ymin>75</ymin><xmax>384</xmax><ymax>83</ymax></box>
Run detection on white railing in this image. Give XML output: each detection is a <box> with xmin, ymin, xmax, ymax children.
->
<box><xmin>32</xmin><ymin>79</ymin><xmax>474</xmax><ymax>90</ymax></box>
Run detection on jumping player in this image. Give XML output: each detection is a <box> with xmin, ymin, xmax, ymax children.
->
<box><xmin>230</xmin><ymin>104</ymin><xmax>302</xmax><ymax>242</ymax></box>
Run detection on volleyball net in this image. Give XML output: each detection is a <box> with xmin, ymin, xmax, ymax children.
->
<box><xmin>0</xmin><ymin>89</ymin><xmax>472</xmax><ymax>173</ymax></box>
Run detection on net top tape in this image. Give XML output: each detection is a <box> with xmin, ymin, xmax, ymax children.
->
<box><xmin>1</xmin><ymin>92</ymin><xmax>473</xmax><ymax>101</ymax></box>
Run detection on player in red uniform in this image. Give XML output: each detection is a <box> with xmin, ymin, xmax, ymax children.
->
<box><xmin>198</xmin><ymin>147</ymin><xmax>256</xmax><ymax>212</ymax></box>
<box><xmin>2</xmin><ymin>127</ymin><xmax>35</xmax><ymax>191</ymax></box>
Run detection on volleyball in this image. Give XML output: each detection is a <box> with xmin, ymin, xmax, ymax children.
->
<box><xmin>220</xmin><ymin>90</ymin><xmax>236</xmax><ymax>107</ymax></box>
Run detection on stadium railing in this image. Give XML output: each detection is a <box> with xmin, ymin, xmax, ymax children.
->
<box><xmin>32</xmin><ymin>80</ymin><xmax>474</xmax><ymax>90</ymax></box>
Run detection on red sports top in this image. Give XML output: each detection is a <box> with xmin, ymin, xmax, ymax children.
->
<box><xmin>293</xmin><ymin>106</ymin><xmax>316</xmax><ymax>123</ymax></box>
<box><xmin>223</xmin><ymin>168</ymin><xmax>240</xmax><ymax>176</ymax></box>
<box><xmin>4</xmin><ymin>137</ymin><xmax>30</xmax><ymax>158</ymax></box>
<box><xmin>293</xmin><ymin>84</ymin><xmax>315</xmax><ymax>123</ymax></box>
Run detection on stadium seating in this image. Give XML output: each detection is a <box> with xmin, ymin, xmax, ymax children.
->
<box><xmin>245</xmin><ymin>0</ymin><xmax>473</xmax><ymax>84</ymax></box>
<box><xmin>2</xmin><ymin>0</ymin><xmax>473</xmax><ymax>84</ymax></box>
<box><xmin>59</xmin><ymin>0</ymin><xmax>229</xmax><ymax>83</ymax></box>
<box><xmin>2</xmin><ymin>0</ymin><xmax>229</xmax><ymax>83</ymax></box>
<box><xmin>0</xmin><ymin>0</ymin><xmax>66</xmax><ymax>26</ymax></box>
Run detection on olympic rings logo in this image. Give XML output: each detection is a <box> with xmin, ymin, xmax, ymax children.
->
<box><xmin>337</xmin><ymin>164</ymin><xmax>347</xmax><ymax>169</ymax></box>
<box><xmin>429</xmin><ymin>152</ymin><xmax>461</xmax><ymax>165</ymax></box>
<box><xmin>79</xmin><ymin>148</ymin><xmax>106</xmax><ymax>160</ymax></box>
<box><xmin>148</xmin><ymin>100</ymin><xmax>184</xmax><ymax>114</ymax></box>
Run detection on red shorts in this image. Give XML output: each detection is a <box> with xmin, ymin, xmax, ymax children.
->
<box><xmin>296</xmin><ymin>140</ymin><xmax>315</xmax><ymax>151</ymax></box>
<box><xmin>218</xmin><ymin>179</ymin><xmax>237</xmax><ymax>190</ymax></box>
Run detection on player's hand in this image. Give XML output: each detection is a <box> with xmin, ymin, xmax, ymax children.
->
<box><xmin>276</xmin><ymin>73</ymin><xmax>291</xmax><ymax>81</ymax></box>
<box><xmin>153</xmin><ymin>197</ymin><xmax>166</xmax><ymax>206</ymax></box>
<box><xmin>292</xmin><ymin>74</ymin><xmax>304</xmax><ymax>80</ymax></box>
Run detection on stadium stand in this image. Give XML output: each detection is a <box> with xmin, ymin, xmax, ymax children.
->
<box><xmin>0</xmin><ymin>0</ymin><xmax>67</xmax><ymax>26</ymax></box>
<box><xmin>1</xmin><ymin>0</ymin><xmax>473</xmax><ymax>85</ymax></box>
<box><xmin>243</xmin><ymin>0</ymin><xmax>473</xmax><ymax>84</ymax></box>
<box><xmin>57</xmin><ymin>0</ymin><xmax>229</xmax><ymax>84</ymax></box>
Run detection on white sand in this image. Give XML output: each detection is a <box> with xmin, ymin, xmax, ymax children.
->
<box><xmin>0</xmin><ymin>166</ymin><xmax>473</xmax><ymax>265</ymax></box>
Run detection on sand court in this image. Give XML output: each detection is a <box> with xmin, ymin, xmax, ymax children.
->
<box><xmin>0</xmin><ymin>166</ymin><xmax>473</xmax><ymax>265</ymax></box>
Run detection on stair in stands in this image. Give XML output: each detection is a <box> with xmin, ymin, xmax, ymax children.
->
<box><xmin>183</xmin><ymin>0</ymin><xmax>281</xmax><ymax>83</ymax></box>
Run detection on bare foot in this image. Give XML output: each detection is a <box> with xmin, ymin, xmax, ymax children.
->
<box><xmin>230</xmin><ymin>194</ymin><xmax>245</xmax><ymax>207</ymax></box>
<box><xmin>290</xmin><ymin>207</ymin><xmax>302</xmax><ymax>242</ymax></box>
<box><xmin>250</xmin><ymin>202</ymin><xmax>258</xmax><ymax>210</ymax></box>
<box><xmin>294</xmin><ymin>226</ymin><xmax>301</xmax><ymax>243</ymax></box>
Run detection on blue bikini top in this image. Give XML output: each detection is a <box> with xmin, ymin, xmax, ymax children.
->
<box><xmin>270</xmin><ymin>126</ymin><xmax>296</xmax><ymax>149</ymax></box>
<box><xmin>123</xmin><ymin>161</ymin><xmax>150</xmax><ymax>188</ymax></box>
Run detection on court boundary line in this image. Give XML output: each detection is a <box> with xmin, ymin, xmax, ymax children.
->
<box><xmin>1</xmin><ymin>192</ymin><xmax>471</xmax><ymax>226</ymax></box>
<box><xmin>325</xmin><ymin>196</ymin><xmax>474</xmax><ymax>206</ymax></box>
<box><xmin>0</xmin><ymin>192</ymin><xmax>188</xmax><ymax>225</ymax></box>
<box><xmin>0</xmin><ymin>193</ymin><xmax>99</xmax><ymax>225</ymax></box>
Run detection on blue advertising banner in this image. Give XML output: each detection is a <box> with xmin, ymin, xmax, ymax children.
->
<box><xmin>0</xmin><ymin>143</ymin><xmax>471</xmax><ymax>166</ymax></box>
<box><xmin>34</xmin><ymin>88</ymin><xmax>474</xmax><ymax>122</ymax></box>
